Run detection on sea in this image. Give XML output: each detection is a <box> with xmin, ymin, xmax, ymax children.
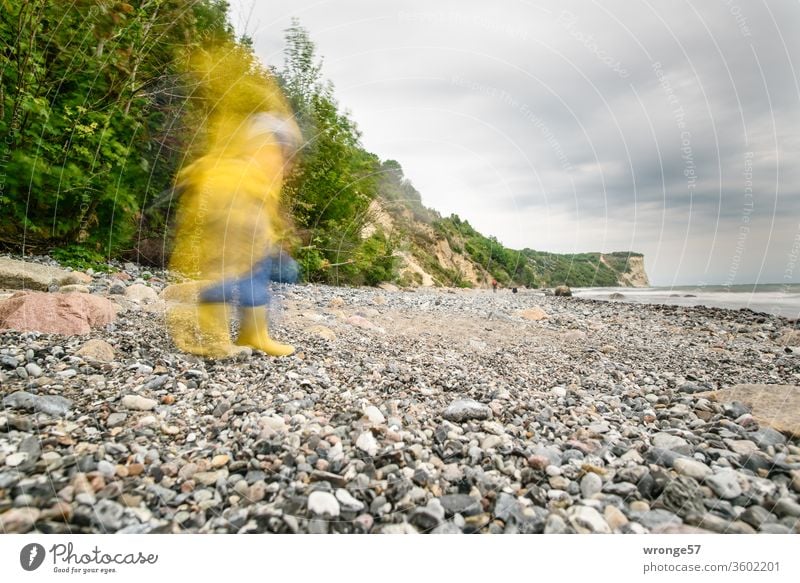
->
<box><xmin>572</xmin><ymin>283</ymin><xmax>800</xmax><ymax>319</ymax></box>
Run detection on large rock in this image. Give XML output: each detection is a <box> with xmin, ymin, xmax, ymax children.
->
<box><xmin>519</xmin><ymin>307</ymin><xmax>548</xmax><ymax>321</ymax></box>
<box><xmin>3</xmin><ymin>391</ymin><xmax>73</xmax><ymax>416</ymax></box>
<box><xmin>702</xmin><ymin>384</ymin><xmax>800</xmax><ymax>437</ymax></box>
<box><xmin>125</xmin><ymin>283</ymin><xmax>158</xmax><ymax>303</ymax></box>
<box><xmin>0</xmin><ymin>291</ymin><xmax>116</xmax><ymax>335</ymax></box>
<box><xmin>0</xmin><ymin>258</ymin><xmax>90</xmax><ymax>291</ymax></box>
<box><xmin>306</xmin><ymin>325</ymin><xmax>336</xmax><ymax>341</ymax></box>
<box><xmin>554</xmin><ymin>285</ymin><xmax>572</xmax><ymax>297</ymax></box>
<box><xmin>778</xmin><ymin>329</ymin><xmax>800</xmax><ymax>347</ymax></box>
<box><xmin>159</xmin><ymin>281</ymin><xmax>212</xmax><ymax>303</ymax></box>
<box><xmin>76</xmin><ymin>339</ymin><xmax>116</xmax><ymax>362</ymax></box>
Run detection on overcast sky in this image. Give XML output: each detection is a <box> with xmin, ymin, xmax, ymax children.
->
<box><xmin>229</xmin><ymin>0</ymin><xmax>799</xmax><ymax>286</ymax></box>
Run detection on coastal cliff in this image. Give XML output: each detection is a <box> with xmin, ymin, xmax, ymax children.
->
<box><xmin>362</xmin><ymin>185</ymin><xmax>650</xmax><ymax>289</ymax></box>
<box><xmin>612</xmin><ymin>254</ymin><xmax>650</xmax><ymax>288</ymax></box>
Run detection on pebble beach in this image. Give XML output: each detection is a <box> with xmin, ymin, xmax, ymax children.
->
<box><xmin>1</xmin><ymin>259</ymin><xmax>800</xmax><ymax>534</ymax></box>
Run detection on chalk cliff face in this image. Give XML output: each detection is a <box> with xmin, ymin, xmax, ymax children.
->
<box><xmin>361</xmin><ymin>194</ymin><xmax>650</xmax><ymax>289</ymax></box>
<box><xmin>616</xmin><ymin>255</ymin><xmax>650</xmax><ymax>288</ymax></box>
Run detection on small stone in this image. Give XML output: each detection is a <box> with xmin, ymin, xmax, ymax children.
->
<box><xmin>194</xmin><ymin>470</ymin><xmax>223</xmax><ymax>486</ymax></box>
<box><xmin>260</xmin><ymin>415</ymin><xmax>287</xmax><ymax>435</ymax></box>
<box><xmin>109</xmin><ymin>280</ymin><xmax>127</xmax><ymax>294</ymax></box>
<box><xmin>652</xmin><ymin>432</ymin><xmax>692</xmax><ymax>454</ymax></box>
<box><xmin>36</xmin><ymin>395</ymin><xmax>74</xmax><ymax>417</ymax></box>
<box><xmin>355</xmin><ymin>431</ymin><xmax>378</xmax><ymax>456</ymax></box>
<box><xmin>673</xmin><ymin>458</ymin><xmax>712</xmax><ymax>480</ymax></box>
<box><xmin>645</xmin><ymin>447</ymin><xmax>686</xmax><ymax>467</ymax></box>
<box><xmin>24</xmin><ymin>362</ymin><xmax>42</xmax><ymax>377</ymax></box>
<box><xmin>438</xmin><ymin>494</ymin><xmax>481</xmax><ymax>517</ymax></box>
<box><xmin>442</xmin><ymin>399</ymin><xmax>492</xmax><ymax>422</ymax></box>
<box><xmin>0</xmin><ymin>355</ymin><xmax>19</xmax><ymax>369</ymax></box>
<box><xmin>121</xmin><ymin>395</ymin><xmax>157</xmax><ymax>411</ymax></box>
<box><xmin>107</xmin><ymin>412</ymin><xmax>127</xmax><ymax>427</ymax></box>
<box><xmin>493</xmin><ymin>493</ymin><xmax>520</xmax><ymax>523</ymax></box>
<box><xmin>39</xmin><ymin>501</ymin><xmax>73</xmax><ymax>523</ymax></box>
<box><xmin>247</xmin><ymin>481</ymin><xmax>267</xmax><ymax>503</ymax></box>
<box><xmin>335</xmin><ymin>489</ymin><xmax>365</xmax><ymax>512</ymax></box>
<box><xmin>93</xmin><ymin>499</ymin><xmax>124</xmax><ymax>531</ymax></box>
<box><xmin>352</xmin><ymin>513</ymin><xmax>374</xmax><ymax>532</ymax></box>
<box><xmin>638</xmin><ymin>509</ymin><xmax>682</xmax><ymax>531</ymax></box>
<box><xmin>97</xmin><ymin>460</ymin><xmax>116</xmax><ymax>478</ymax></box>
<box><xmin>482</xmin><ymin>435</ymin><xmax>502</xmax><ymax>450</ymax></box>
<box><xmin>0</xmin><ymin>507</ymin><xmax>40</xmax><ymax>533</ymax></box>
<box><xmin>5</xmin><ymin>452</ymin><xmax>28</xmax><ymax>467</ymax></box>
<box><xmin>567</xmin><ymin>505</ymin><xmax>611</xmax><ymax>534</ymax></box>
<box><xmin>76</xmin><ymin>492</ymin><xmax>96</xmax><ymax>505</ymax></box>
<box><xmin>193</xmin><ymin>489</ymin><xmax>214</xmax><ymax>503</ymax></box>
<box><xmin>760</xmin><ymin>523</ymin><xmax>791</xmax><ymax>534</ymax></box>
<box><xmin>705</xmin><ymin>471</ymin><xmax>743</xmax><ymax>499</ymax></box>
<box><xmin>527</xmin><ymin>455</ymin><xmax>549</xmax><ymax>471</ymax></box>
<box><xmin>212</xmin><ymin>454</ymin><xmax>229</xmax><ymax>468</ymax></box>
<box><xmin>660</xmin><ymin>476</ymin><xmax>706</xmax><ymax>518</ymax></box>
<box><xmin>738</xmin><ymin>506</ymin><xmax>775</xmax><ymax>529</ymax></box>
<box><xmin>431</xmin><ymin>521</ymin><xmax>462</xmax><ymax>534</ymax></box>
<box><xmin>551</xmin><ymin>386</ymin><xmax>567</xmax><ymax>398</ymax></box>
<box><xmin>362</xmin><ymin>405</ymin><xmax>385</xmax><ymax>425</ymax></box>
<box><xmin>750</xmin><ymin>427</ymin><xmax>786</xmax><ymax>449</ymax></box>
<box><xmin>59</xmin><ymin>284</ymin><xmax>90</xmax><ymax>293</ymax></box>
<box><xmin>143</xmin><ymin>375</ymin><xmax>169</xmax><ymax>391</ymax></box>
<box><xmin>308</xmin><ymin>491</ymin><xmax>340</xmax><ymax>518</ymax></box>
<box><xmin>120</xmin><ymin>494</ymin><xmax>143</xmax><ymax>508</ymax></box>
<box><xmin>725</xmin><ymin>439</ymin><xmax>759</xmax><ymax>457</ymax></box>
<box><xmin>604</xmin><ymin>505</ymin><xmax>629</xmax><ymax>530</ymax></box>
<box><xmin>580</xmin><ymin>472</ymin><xmax>602</xmax><ymax>498</ymax></box>
<box><xmin>771</xmin><ymin>498</ymin><xmax>800</xmax><ymax>518</ymax></box>
<box><xmin>544</xmin><ymin>513</ymin><xmax>569</xmax><ymax>534</ymax></box>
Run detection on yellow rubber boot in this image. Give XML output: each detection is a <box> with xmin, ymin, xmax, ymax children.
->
<box><xmin>236</xmin><ymin>306</ymin><xmax>295</xmax><ymax>357</ymax></box>
<box><xmin>168</xmin><ymin>302</ymin><xmax>238</xmax><ymax>359</ymax></box>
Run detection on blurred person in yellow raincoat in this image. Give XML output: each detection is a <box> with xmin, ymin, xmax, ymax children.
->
<box><xmin>167</xmin><ymin>46</ymin><xmax>302</xmax><ymax>359</ymax></box>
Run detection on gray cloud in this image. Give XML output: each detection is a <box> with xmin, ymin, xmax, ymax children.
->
<box><xmin>231</xmin><ymin>0</ymin><xmax>800</xmax><ymax>285</ymax></box>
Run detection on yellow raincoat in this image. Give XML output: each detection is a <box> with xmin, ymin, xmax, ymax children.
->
<box><xmin>169</xmin><ymin>140</ymin><xmax>287</xmax><ymax>281</ymax></box>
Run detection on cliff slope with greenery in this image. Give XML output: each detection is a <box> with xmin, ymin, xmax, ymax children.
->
<box><xmin>0</xmin><ymin>3</ymin><xmax>646</xmax><ymax>288</ymax></box>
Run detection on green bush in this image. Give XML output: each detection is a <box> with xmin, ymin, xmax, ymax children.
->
<box><xmin>50</xmin><ymin>245</ymin><xmax>112</xmax><ymax>272</ymax></box>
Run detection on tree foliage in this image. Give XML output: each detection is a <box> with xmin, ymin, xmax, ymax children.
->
<box><xmin>276</xmin><ymin>19</ymin><xmax>389</xmax><ymax>284</ymax></box>
<box><xmin>0</xmin><ymin>0</ymin><xmax>231</xmax><ymax>259</ymax></box>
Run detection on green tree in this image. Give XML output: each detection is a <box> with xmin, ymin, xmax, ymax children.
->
<box><xmin>0</xmin><ymin>0</ymin><xmax>232</xmax><ymax>264</ymax></box>
<box><xmin>277</xmin><ymin>19</ymin><xmax>380</xmax><ymax>283</ymax></box>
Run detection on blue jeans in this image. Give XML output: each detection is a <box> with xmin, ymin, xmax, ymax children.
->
<box><xmin>199</xmin><ymin>252</ymin><xmax>299</xmax><ymax>307</ymax></box>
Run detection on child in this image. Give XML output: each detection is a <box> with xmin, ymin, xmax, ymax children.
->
<box><xmin>168</xmin><ymin>106</ymin><xmax>302</xmax><ymax>358</ymax></box>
